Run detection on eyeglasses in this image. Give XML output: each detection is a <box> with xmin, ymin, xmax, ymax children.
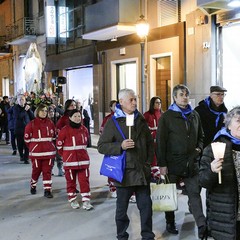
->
<box><xmin>212</xmin><ymin>93</ymin><xmax>226</xmax><ymax>97</ymax></box>
<box><xmin>155</xmin><ymin>101</ymin><xmax>161</xmax><ymax>104</ymax></box>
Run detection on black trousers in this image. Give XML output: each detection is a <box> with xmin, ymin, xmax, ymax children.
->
<box><xmin>16</xmin><ymin>134</ymin><xmax>29</xmax><ymax>159</ymax></box>
<box><xmin>165</xmin><ymin>169</ymin><xmax>206</xmax><ymax>228</ymax></box>
<box><xmin>116</xmin><ymin>185</ymin><xmax>155</xmax><ymax>240</ymax></box>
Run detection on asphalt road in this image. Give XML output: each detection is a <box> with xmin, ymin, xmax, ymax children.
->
<box><xmin>0</xmin><ymin>141</ymin><xmax>209</xmax><ymax>240</ymax></box>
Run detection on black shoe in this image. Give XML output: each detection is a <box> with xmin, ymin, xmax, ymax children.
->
<box><xmin>198</xmin><ymin>225</ymin><xmax>207</xmax><ymax>239</ymax></box>
<box><xmin>44</xmin><ymin>190</ymin><xmax>53</xmax><ymax>198</ymax></box>
<box><xmin>166</xmin><ymin>223</ymin><xmax>179</xmax><ymax>234</ymax></box>
<box><xmin>20</xmin><ymin>157</ymin><xmax>24</xmax><ymax>161</ymax></box>
<box><xmin>30</xmin><ymin>187</ymin><xmax>36</xmax><ymax>194</ymax></box>
<box><xmin>12</xmin><ymin>150</ymin><xmax>17</xmax><ymax>155</ymax></box>
<box><xmin>24</xmin><ymin>160</ymin><xmax>29</xmax><ymax>164</ymax></box>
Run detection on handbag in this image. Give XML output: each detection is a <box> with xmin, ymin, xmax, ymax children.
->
<box><xmin>150</xmin><ymin>175</ymin><xmax>178</xmax><ymax>212</ymax></box>
<box><xmin>100</xmin><ymin>117</ymin><xmax>126</xmax><ymax>183</ymax></box>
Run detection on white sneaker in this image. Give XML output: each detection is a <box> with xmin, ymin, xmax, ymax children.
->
<box><xmin>70</xmin><ymin>200</ymin><xmax>80</xmax><ymax>209</ymax></box>
<box><xmin>82</xmin><ymin>201</ymin><xmax>93</xmax><ymax>210</ymax></box>
<box><xmin>129</xmin><ymin>195</ymin><xmax>136</xmax><ymax>203</ymax></box>
<box><xmin>110</xmin><ymin>191</ymin><xmax>117</xmax><ymax>198</ymax></box>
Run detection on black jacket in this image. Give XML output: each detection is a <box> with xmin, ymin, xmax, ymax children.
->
<box><xmin>97</xmin><ymin>112</ymin><xmax>154</xmax><ymax>187</ymax></box>
<box><xmin>200</xmin><ymin>137</ymin><xmax>239</xmax><ymax>240</ymax></box>
<box><xmin>156</xmin><ymin>109</ymin><xmax>204</xmax><ymax>177</ymax></box>
<box><xmin>195</xmin><ymin>99</ymin><xmax>227</xmax><ymax>148</ymax></box>
<box><xmin>13</xmin><ymin>104</ymin><xmax>34</xmax><ymax>135</ymax></box>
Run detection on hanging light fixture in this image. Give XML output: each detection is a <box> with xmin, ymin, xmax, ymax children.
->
<box><xmin>228</xmin><ymin>0</ymin><xmax>240</xmax><ymax>7</ymax></box>
<box><xmin>136</xmin><ymin>15</ymin><xmax>149</xmax><ymax>40</ymax></box>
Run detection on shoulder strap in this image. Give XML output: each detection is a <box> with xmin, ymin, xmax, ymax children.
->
<box><xmin>112</xmin><ymin>116</ymin><xmax>126</xmax><ymax>140</ymax></box>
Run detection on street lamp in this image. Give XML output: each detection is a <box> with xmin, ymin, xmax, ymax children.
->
<box><xmin>136</xmin><ymin>15</ymin><xmax>149</xmax><ymax>113</ymax></box>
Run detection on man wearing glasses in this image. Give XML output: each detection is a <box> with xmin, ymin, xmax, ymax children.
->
<box><xmin>195</xmin><ymin>86</ymin><xmax>228</xmax><ymax>148</ymax></box>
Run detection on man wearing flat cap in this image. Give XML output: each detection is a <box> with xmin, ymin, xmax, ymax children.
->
<box><xmin>195</xmin><ymin>85</ymin><xmax>228</xmax><ymax>148</ymax></box>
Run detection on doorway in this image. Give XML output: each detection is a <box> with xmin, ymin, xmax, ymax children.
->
<box><xmin>220</xmin><ymin>22</ymin><xmax>240</xmax><ymax>110</ymax></box>
<box><xmin>150</xmin><ymin>54</ymin><xmax>172</xmax><ymax>111</ymax></box>
<box><xmin>111</xmin><ymin>58</ymin><xmax>138</xmax><ymax>101</ymax></box>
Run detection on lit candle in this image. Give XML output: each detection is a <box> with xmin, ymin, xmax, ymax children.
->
<box><xmin>126</xmin><ymin>114</ymin><xmax>134</xmax><ymax>139</ymax></box>
<box><xmin>211</xmin><ymin>142</ymin><xmax>226</xmax><ymax>184</ymax></box>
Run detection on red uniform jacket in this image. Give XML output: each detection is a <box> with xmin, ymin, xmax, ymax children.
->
<box><xmin>56</xmin><ymin>114</ymin><xmax>69</xmax><ymax>132</ymax></box>
<box><xmin>99</xmin><ymin>111</ymin><xmax>114</xmax><ymax>134</ymax></box>
<box><xmin>24</xmin><ymin>117</ymin><xmax>56</xmax><ymax>160</ymax></box>
<box><xmin>143</xmin><ymin>110</ymin><xmax>162</xmax><ymax>141</ymax></box>
<box><xmin>56</xmin><ymin>125</ymin><xmax>90</xmax><ymax>170</ymax></box>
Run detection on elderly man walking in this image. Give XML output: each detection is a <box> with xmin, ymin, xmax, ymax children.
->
<box><xmin>98</xmin><ymin>88</ymin><xmax>155</xmax><ymax>240</ymax></box>
<box><xmin>156</xmin><ymin>84</ymin><xmax>207</xmax><ymax>239</ymax></box>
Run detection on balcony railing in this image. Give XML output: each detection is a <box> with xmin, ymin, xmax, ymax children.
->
<box><xmin>6</xmin><ymin>17</ymin><xmax>36</xmax><ymax>42</ymax></box>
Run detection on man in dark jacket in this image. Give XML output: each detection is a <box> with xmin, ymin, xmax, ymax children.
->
<box><xmin>98</xmin><ymin>88</ymin><xmax>155</xmax><ymax>240</ymax></box>
<box><xmin>156</xmin><ymin>84</ymin><xmax>206</xmax><ymax>238</ymax></box>
<box><xmin>0</xmin><ymin>96</ymin><xmax>10</xmax><ymax>144</ymax></box>
<box><xmin>13</xmin><ymin>94</ymin><xmax>34</xmax><ymax>164</ymax></box>
<box><xmin>195</xmin><ymin>85</ymin><xmax>228</xmax><ymax>148</ymax></box>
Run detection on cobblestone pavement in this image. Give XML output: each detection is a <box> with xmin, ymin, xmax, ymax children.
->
<box><xmin>0</xmin><ymin>140</ymin><xmax>210</xmax><ymax>240</ymax></box>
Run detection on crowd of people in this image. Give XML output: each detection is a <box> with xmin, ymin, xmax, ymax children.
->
<box><xmin>1</xmin><ymin>84</ymin><xmax>240</xmax><ymax>239</ymax></box>
<box><xmin>0</xmin><ymin>94</ymin><xmax>93</xmax><ymax>209</ymax></box>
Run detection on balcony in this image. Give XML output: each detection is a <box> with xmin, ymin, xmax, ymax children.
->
<box><xmin>6</xmin><ymin>17</ymin><xmax>37</xmax><ymax>45</ymax></box>
<box><xmin>82</xmin><ymin>0</ymin><xmax>139</xmax><ymax>41</ymax></box>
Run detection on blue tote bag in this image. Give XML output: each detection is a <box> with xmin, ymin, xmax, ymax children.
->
<box><xmin>100</xmin><ymin>117</ymin><xmax>126</xmax><ymax>183</ymax></box>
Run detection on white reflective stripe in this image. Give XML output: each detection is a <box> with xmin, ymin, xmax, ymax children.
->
<box><xmin>43</xmin><ymin>180</ymin><xmax>52</xmax><ymax>184</ymax></box>
<box><xmin>35</xmin><ymin>159</ymin><xmax>38</xmax><ymax>168</ymax></box>
<box><xmin>29</xmin><ymin>138</ymin><xmax>53</xmax><ymax>142</ymax></box>
<box><xmin>72</xmin><ymin>136</ymin><xmax>76</xmax><ymax>146</ymax></box>
<box><xmin>81</xmin><ymin>192</ymin><xmax>91</xmax><ymax>197</ymax></box>
<box><xmin>47</xmin><ymin>126</ymin><xmax>49</xmax><ymax>136</ymax></box>
<box><xmin>57</xmin><ymin>146</ymin><xmax>62</xmax><ymax>150</ymax></box>
<box><xmin>29</xmin><ymin>151</ymin><xmax>56</xmax><ymax>156</ymax></box>
<box><xmin>70</xmin><ymin>169</ymin><xmax>73</xmax><ymax>180</ymax></box>
<box><xmin>63</xmin><ymin>145</ymin><xmax>87</xmax><ymax>150</ymax></box>
<box><xmin>149</xmin><ymin>127</ymin><xmax>157</xmax><ymax>130</ymax></box>
<box><xmin>38</xmin><ymin>130</ymin><xmax>41</xmax><ymax>139</ymax></box>
<box><xmin>63</xmin><ymin>160</ymin><xmax>89</xmax><ymax>167</ymax></box>
<box><xmin>68</xmin><ymin>193</ymin><xmax>77</xmax><ymax>196</ymax></box>
<box><xmin>154</xmin><ymin>119</ymin><xmax>156</xmax><ymax>128</ymax></box>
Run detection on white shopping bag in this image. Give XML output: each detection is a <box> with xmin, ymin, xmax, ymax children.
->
<box><xmin>150</xmin><ymin>182</ymin><xmax>178</xmax><ymax>212</ymax></box>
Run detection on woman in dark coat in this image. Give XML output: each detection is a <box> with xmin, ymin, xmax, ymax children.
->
<box><xmin>199</xmin><ymin>106</ymin><xmax>240</xmax><ymax>240</ymax></box>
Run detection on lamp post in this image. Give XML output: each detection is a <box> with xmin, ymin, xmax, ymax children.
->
<box><xmin>136</xmin><ymin>15</ymin><xmax>149</xmax><ymax>113</ymax></box>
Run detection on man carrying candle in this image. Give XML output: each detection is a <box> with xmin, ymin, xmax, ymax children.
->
<box><xmin>199</xmin><ymin>106</ymin><xmax>240</xmax><ymax>240</ymax></box>
<box><xmin>156</xmin><ymin>84</ymin><xmax>206</xmax><ymax>238</ymax></box>
<box><xmin>98</xmin><ymin>88</ymin><xmax>155</xmax><ymax>240</ymax></box>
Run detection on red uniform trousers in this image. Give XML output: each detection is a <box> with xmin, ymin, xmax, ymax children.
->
<box><xmin>31</xmin><ymin>159</ymin><xmax>53</xmax><ymax>190</ymax></box>
<box><xmin>65</xmin><ymin>168</ymin><xmax>91</xmax><ymax>202</ymax></box>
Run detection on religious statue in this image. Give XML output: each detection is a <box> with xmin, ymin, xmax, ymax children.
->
<box><xmin>24</xmin><ymin>43</ymin><xmax>43</xmax><ymax>93</ymax></box>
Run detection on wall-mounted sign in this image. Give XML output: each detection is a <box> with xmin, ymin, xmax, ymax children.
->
<box><xmin>46</xmin><ymin>6</ymin><xmax>56</xmax><ymax>38</ymax></box>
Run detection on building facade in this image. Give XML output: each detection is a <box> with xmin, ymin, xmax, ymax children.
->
<box><xmin>0</xmin><ymin>0</ymin><xmax>240</xmax><ymax>134</ymax></box>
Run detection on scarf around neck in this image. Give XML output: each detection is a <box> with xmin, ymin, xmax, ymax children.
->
<box><xmin>214</xmin><ymin>128</ymin><xmax>240</xmax><ymax>145</ymax></box>
<box><xmin>169</xmin><ymin>103</ymin><xmax>193</xmax><ymax>121</ymax></box>
<box><xmin>204</xmin><ymin>97</ymin><xmax>226</xmax><ymax>127</ymax></box>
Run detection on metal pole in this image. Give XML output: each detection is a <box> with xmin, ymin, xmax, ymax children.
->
<box><xmin>140</xmin><ymin>40</ymin><xmax>145</xmax><ymax>113</ymax></box>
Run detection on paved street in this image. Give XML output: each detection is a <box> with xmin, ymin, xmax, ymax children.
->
<box><xmin>0</xmin><ymin>137</ymin><xmax>209</xmax><ymax>240</ymax></box>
